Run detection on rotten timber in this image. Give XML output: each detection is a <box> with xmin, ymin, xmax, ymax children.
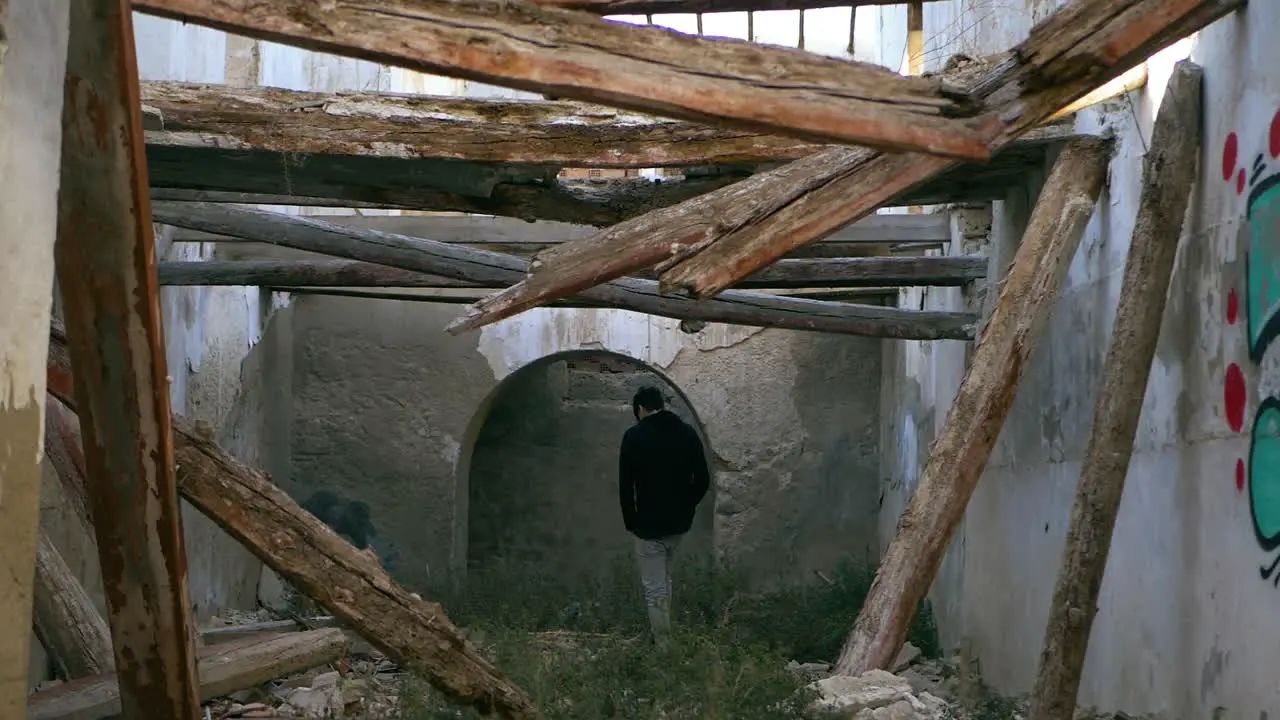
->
<box><xmin>0</xmin><ymin>2</ymin><xmax>70</xmax><ymax>717</ymax></box>
<box><xmin>151</xmin><ymin>202</ymin><xmax>977</xmax><ymax>340</ymax></box>
<box><xmin>131</xmin><ymin>0</ymin><xmax>992</xmax><ymax>159</ymax></box>
<box><xmin>55</xmin><ymin>2</ymin><xmax>201</xmax><ymax>716</ymax></box>
<box><xmin>156</xmin><ymin>256</ymin><xmax>986</xmax><ymax>290</ymax></box>
<box><xmin>1028</xmin><ymin>62</ymin><xmax>1202</xmax><ymax>720</ymax></box>
<box><xmin>448</xmin><ymin>0</ymin><xmax>1243</xmax><ymax>333</ymax></box>
<box><xmin>32</xmin><ymin>533</ymin><xmax>116</xmax><ymax>681</ymax></box>
<box><xmin>27</xmin><ymin>629</ymin><xmax>348</xmax><ymax>720</ymax></box>
<box><xmin>46</xmin><ymin>341</ymin><xmax>538</xmax><ymax>720</ymax></box>
<box><xmin>834</xmin><ymin>138</ymin><xmax>1113</xmax><ymax>676</ymax></box>
<box><xmin>526</xmin><ymin>0</ymin><xmax>943</xmax><ymax>13</ymax></box>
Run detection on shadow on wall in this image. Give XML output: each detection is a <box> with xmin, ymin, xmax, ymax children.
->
<box><xmin>457</xmin><ymin>351</ymin><xmax>716</xmax><ymax>594</ymax></box>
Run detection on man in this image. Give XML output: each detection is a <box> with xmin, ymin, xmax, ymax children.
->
<box><xmin>618</xmin><ymin>386</ymin><xmax>711</xmax><ymax>645</ymax></box>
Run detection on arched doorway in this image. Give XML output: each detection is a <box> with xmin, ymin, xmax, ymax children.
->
<box><xmin>457</xmin><ymin>350</ymin><xmax>715</xmax><ymax>595</ymax></box>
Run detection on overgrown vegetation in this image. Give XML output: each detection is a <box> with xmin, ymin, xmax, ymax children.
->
<box><xmin>401</xmin><ymin>554</ymin><xmax>941</xmax><ymax>719</ymax></box>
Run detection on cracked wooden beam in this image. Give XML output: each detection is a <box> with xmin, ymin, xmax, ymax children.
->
<box><xmin>46</xmin><ymin>335</ymin><xmax>539</xmax><ymax>719</ymax></box>
<box><xmin>32</xmin><ymin>533</ymin><xmax>116</xmax><ymax>682</ymax></box>
<box><xmin>130</xmin><ymin>0</ymin><xmax>993</xmax><ymax>159</ymax></box>
<box><xmin>526</xmin><ymin>0</ymin><xmax>944</xmax><ymax>14</ymax></box>
<box><xmin>151</xmin><ymin>201</ymin><xmax>977</xmax><ymax>340</ymax></box>
<box><xmin>448</xmin><ymin>0</ymin><xmax>1243</xmax><ymax>333</ymax></box>
<box><xmin>54</xmin><ymin>1</ymin><xmax>202</xmax><ymax>716</ymax></box>
<box><xmin>835</xmin><ymin>137</ymin><xmax>1113</xmax><ymax>677</ymax></box>
<box><xmin>155</xmin><ymin>256</ymin><xmax>986</xmax><ymax>290</ymax></box>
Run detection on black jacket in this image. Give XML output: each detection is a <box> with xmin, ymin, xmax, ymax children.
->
<box><xmin>619</xmin><ymin>410</ymin><xmax>711</xmax><ymax>539</ymax></box>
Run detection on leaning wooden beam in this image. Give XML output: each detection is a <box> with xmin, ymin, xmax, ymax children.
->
<box><xmin>448</xmin><ymin>0</ymin><xmax>1242</xmax><ymax>333</ymax></box>
<box><xmin>152</xmin><ymin>202</ymin><xmax>977</xmax><ymax>340</ymax></box>
<box><xmin>266</xmin><ymin>285</ymin><xmax>899</xmax><ymax>306</ymax></box>
<box><xmin>0</xmin><ymin>2</ymin><xmax>71</xmax><ymax>717</ymax></box>
<box><xmin>156</xmin><ymin>256</ymin><xmax>986</xmax><ymax>290</ymax></box>
<box><xmin>527</xmin><ymin>0</ymin><xmax>942</xmax><ymax>14</ymax></box>
<box><xmin>32</xmin><ymin>533</ymin><xmax>116</xmax><ymax>681</ymax></box>
<box><xmin>54</xmin><ymin>2</ymin><xmax>201</xmax><ymax>715</ymax></box>
<box><xmin>27</xmin><ymin>629</ymin><xmax>348</xmax><ymax>720</ymax></box>
<box><xmin>46</xmin><ymin>346</ymin><xmax>538</xmax><ymax>719</ymax></box>
<box><xmin>1028</xmin><ymin>62</ymin><xmax>1202</xmax><ymax>720</ymax></box>
<box><xmin>132</xmin><ymin>0</ymin><xmax>991</xmax><ymax>159</ymax></box>
<box><xmin>832</xmin><ymin>138</ymin><xmax>1113</xmax><ymax>676</ymax></box>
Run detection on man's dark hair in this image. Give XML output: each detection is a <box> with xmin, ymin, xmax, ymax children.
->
<box><xmin>632</xmin><ymin>385</ymin><xmax>665</xmax><ymax>419</ymax></box>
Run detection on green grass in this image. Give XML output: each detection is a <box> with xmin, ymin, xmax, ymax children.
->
<box><xmin>400</xmin><ymin>555</ymin><xmax>942</xmax><ymax>719</ymax></box>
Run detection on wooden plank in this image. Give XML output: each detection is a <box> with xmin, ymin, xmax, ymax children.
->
<box><xmin>32</xmin><ymin>533</ymin><xmax>116</xmax><ymax>681</ymax></box>
<box><xmin>155</xmin><ymin>256</ymin><xmax>985</xmax><ymax>290</ymax></box>
<box><xmin>26</xmin><ymin>629</ymin><xmax>348</xmax><ymax>720</ymax></box>
<box><xmin>45</xmin><ymin>345</ymin><xmax>537</xmax><ymax>719</ymax></box>
<box><xmin>267</xmin><ymin>285</ymin><xmax>899</xmax><ymax>306</ymax></box>
<box><xmin>131</xmin><ymin>0</ymin><xmax>991</xmax><ymax>160</ymax></box>
<box><xmin>1027</xmin><ymin>62</ymin><xmax>1202</xmax><ymax>720</ymax></box>
<box><xmin>0</xmin><ymin>1</ymin><xmax>71</xmax><ymax>717</ymax></box>
<box><xmin>446</xmin><ymin>0</ymin><xmax>1242</xmax><ymax>333</ymax></box>
<box><xmin>54</xmin><ymin>2</ymin><xmax>201</xmax><ymax>716</ymax></box>
<box><xmin>151</xmin><ymin>201</ymin><xmax>977</xmax><ymax>340</ymax></box>
<box><xmin>168</xmin><ymin>211</ymin><xmax>953</xmax><ymax>246</ymax></box>
<box><xmin>833</xmin><ymin>138</ymin><xmax>1113</xmax><ymax>676</ymax></box>
<box><xmin>528</xmin><ymin>0</ymin><xmax>944</xmax><ymax>13</ymax></box>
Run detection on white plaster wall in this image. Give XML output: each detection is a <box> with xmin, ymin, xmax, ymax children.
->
<box><xmin>876</xmin><ymin>2</ymin><xmax>1279</xmax><ymax>717</ymax></box>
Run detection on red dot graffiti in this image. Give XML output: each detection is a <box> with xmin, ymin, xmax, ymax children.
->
<box><xmin>1224</xmin><ymin>131</ymin><xmax>1239</xmax><ymax>181</ymax></box>
<box><xmin>1226</xmin><ymin>362</ymin><xmax>1247</xmax><ymax>433</ymax></box>
<box><xmin>1270</xmin><ymin>109</ymin><xmax>1280</xmax><ymax>159</ymax></box>
<box><xmin>1238</xmin><ymin>458</ymin><xmax>1247</xmax><ymax>492</ymax></box>
<box><xmin>1227</xmin><ymin>287</ymin><xmax>1240</xmax><ymax>325</ymax></box>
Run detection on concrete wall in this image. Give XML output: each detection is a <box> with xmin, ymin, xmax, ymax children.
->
<box><xmin>247</xmin><ymin>298</ymin><xmax>882</xmax><ymax>593</ymax></box>
<box><xmin>875</xmin><ymin>2</ymin><xmax>1280</xmax><ymax>717</ymax></box>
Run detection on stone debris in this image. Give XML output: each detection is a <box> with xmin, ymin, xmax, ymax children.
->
<box><xmin>206</xmin><ymin>648</ymin><xmax>405</xmax><ymax>719</ymax></box>
<box><xmin>809</xmin><ymin>669</ymin><xmax>951</xmax><ymax>720</ymax></box>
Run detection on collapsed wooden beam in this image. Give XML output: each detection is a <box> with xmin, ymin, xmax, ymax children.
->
<box><xmin>27</xmin><ymin>629</ymin><xmax>348</xmax><ymax>720</ymax></box>
<box><xmin>131</xmin><ymin>0</ymin><xmax>992</xmax><ymax>159</ymax></box>
<box><xmin>151</xmin><ymin>201</ymin><xmax>977</xmax><ymax>340</ymax></box>
<box><xmin>54</xmin><ymin>2</ymin><xmax>201</xmax><ymax>715</ymax></box>
<box><xmin>0</xmin><ymin>2</ymin><xmax>70</xmax><ymax>715</ymax></box>
<box><xmin>448</xmin><ymin>0</ymin><xmax>1242</xmax><ymax>333</ymax></box>
<box><xmin>32</xmin><ymin>533</ymin><xmax>116</xmax><ymax>681</ymax></box>
<box><xmin>1028</xmin><ymin>62</ymin><xmax>1202</xmax><ymax>720</ymax></box>
<box><xmin>527</xmin><ymin>0</ymin><xmax>942</xmax><ymax>14</ymax></box>
<box><xmin>46</xmin><ymin>342</ymin><xmax>538</xmax><ymax>719</ymax></box>
<box><xmin>833</xmin><ymin>138</ymin><xmax>1113</xmax><ymax>676</ymax></box>
<box><xmin>155</xmin><ymin>256</ymin><xmax>986</xmax><ymax>290</ymax></box>
<box><xmin>265</xmin><ymin>285</ymin><xmax>899</xmax><ymax>307</ymax></box>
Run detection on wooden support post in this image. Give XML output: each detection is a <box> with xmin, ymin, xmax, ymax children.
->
<box><xmin>833</xmin><ymin>138</ymin><xmax>1113</xmax><ymax>676</ymax></box>
<box><xmin>26</xmin><ymin>629</ymin><xmax>348</xmax><ymax>720</ymax></box>
<box><xmin>150</xmin><ymin>202</ymin><xmax>977</xmax><ymax>340</ymax></box>
<box><xmin>32</xmin><ymin>534</ymin><xmax>115</xmax><ymax>681</ymax></box>
<box><xmin>55</xmin><ymin>2</ymin><xmax>201</xmax><ymax>716</ymax></box>
<box><xmin>1027</xmin><ymin>62</ymin><xmax>1203</xmax><ymax>720</ymax></box>
<box><xmin>131</xmin><ymin>0</ymin><xmax>990</xmax><ymax>159</ymax></box>
<box><xmin>447</xmin><ymin>0</ymin><xmax>1241</xmax><ymax>332</ymax></box>
<box><xmin>44</xmin><ymin>343</ymin><xmax>538</xmax><ymax>720</ymax></box>
<box><xmin>0</xmin><ymin>1</ymin><xmax>70</xmax><ymax>716</ymax></box>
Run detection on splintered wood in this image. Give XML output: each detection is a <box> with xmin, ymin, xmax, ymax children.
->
<box><xmin>834</xmin><ymin>138</ymin><xmax>1113</xmax><ymax>676</ymax></box>
<box><xmin>32</xmin><ymin>533</ymin><xmax>115</xmax><ymax>681</ymax></box>
<box><xmin>131</xmin><ymin>0</ymin><xmax>991</xmax><ymax>158</ymax></box>
<box><xmin>1028</xmin><ymin>61</ymin><xmax>1203</xmax><ymax>720</ymax></box>
<box><xmin>447</xmin><ymin>0</ymin><xmax>1243</xmax><ymax>333</ymax></box>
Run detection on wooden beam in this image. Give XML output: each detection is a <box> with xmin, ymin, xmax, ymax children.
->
<box><xmin>447</xmin><ymin>0</ymin><xmax>1242</xmax><ymax>333</ymax></box>
<box><xmin>27</xmin><ymin>629</ymin><xmax>348</xmax><ymax>720</ymax></box>
<box><xmin>525</xmin><ymin>0</ymin><xmax>943</xmax><ymax>14</ymax></box>
<box><xmin>131</xmin><ymin>0</ymin><xmax>992</xmax><ymax>160</ymax></box>
<box><xmin>832</xmin><ymin>138</ymin><xmax>1112</xmax><ymax>676</ymax></box>
<box><xmin>55</xmin><ymin>2</ymin><xmax>201</xmax><ymax>716</ymax></box>
<box><xmin>155</xmin><ymin>256</ymin><xmax>986</xmax><ymax>290</ymax></box>
<box><xmin>45</xmin><ymin>344</ymin><xmax>538</xmax><ymax>719</ymax></box>
<box><xmin>1027</xmin><ymin>62</ymin><xmax>1202</xmax><ymax>720</ymax></box>
<box><xmin>0</xmin><ymin>2</ymin><xmax>71</xmax><ymax>716</ymax></box>
<box><xmin>32</xmin><ymin>533</ymin><xmax>116</xmax><ymax>681</ymax></box>
<box><xmin>142</xmin><ymin>81</ymin><xmax>826</xmax><ymax>169</ymax></box>
<box><xmin>151</xmin><ymin>201</ymin><xmax>977</xmax><ymax>340</ymax></box>
<box><xmin>265</xmin><ymin>285</ymin><xmax>899</xmax><ymax>306</ymax></box>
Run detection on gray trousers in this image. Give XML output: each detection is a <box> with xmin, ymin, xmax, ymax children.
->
<box><xmin>635</xmin><ymin>535</ymin><xmax>681</xmax><ymax>641</ymax></box>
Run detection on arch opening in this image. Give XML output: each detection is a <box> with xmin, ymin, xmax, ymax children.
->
<box><xmin>454</xmin><ymin>350</ymin><xmax>715</xmax><ymax>603</ymax></box>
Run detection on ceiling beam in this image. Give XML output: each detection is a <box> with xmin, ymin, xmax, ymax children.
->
<box><xmin>131</xmin><ymin>0</ymin><xmax>992</xmax><ymax>159</ymax></box>
<box><xmin>448</xmin><ymin>0</ymin><xmax>1242</xmax><ymax>333</ymax></box>
<box><xmin>151</xmin><ymin>201</ymin><xmax>976</xmax><ymax>340</ymax></box>
<box><xmin>526</xmin><ymin>0</ymin><xmax>944</xmax><ymax>14</ymax></box>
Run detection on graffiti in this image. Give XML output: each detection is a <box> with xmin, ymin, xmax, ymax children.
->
<box><xmin>1222</xmin><ymin>107</ymin><xmax>1280</xmax><ymax>584</ymax></box>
